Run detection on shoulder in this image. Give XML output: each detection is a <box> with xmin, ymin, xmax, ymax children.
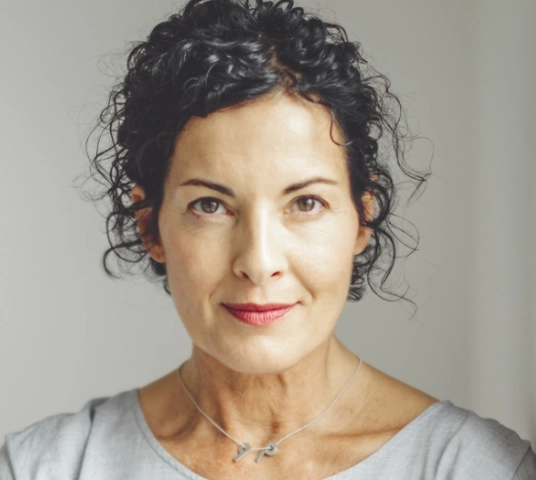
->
<box><xmin>358</xmin><ymin>366</ymin><xmax>536</xmax><ymax>479</ymax></box>
<box><xmin>419</xmin><ymin>400</ymin><xmax>536</xmax><ymax>479</ymax></box>
<box><xmin>0</xmin><ymin>389</ymin><xmax>136</xmax><ymax>480</ymax></box>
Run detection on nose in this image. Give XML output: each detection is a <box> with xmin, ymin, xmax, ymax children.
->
<box><xmin>231</xmin><ymin>207</ymin><xmax>287</xmax><ymax>286</ymax></box>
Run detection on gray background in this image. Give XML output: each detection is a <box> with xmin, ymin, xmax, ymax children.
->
<box><xmin>1</xmin><ymin>0</ymin><xmax>535</xmax><ymax>447</ymax></box>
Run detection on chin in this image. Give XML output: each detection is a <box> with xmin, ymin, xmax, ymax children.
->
<box><xmin>206</xmin><ymin>338</ymin><xmax>317</xmax><ymax>376</ymax></box>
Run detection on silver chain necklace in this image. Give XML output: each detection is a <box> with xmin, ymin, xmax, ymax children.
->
<box><xmin>175</xmin><ymin>357</ymin><xmax>362</xmax><ymax>463</ymax></box>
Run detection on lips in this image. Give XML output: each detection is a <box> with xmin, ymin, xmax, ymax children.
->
<box><xmin>223</xmin><ymin>303</ymin><xmax>297</xmax><ymax>326</ymax></box>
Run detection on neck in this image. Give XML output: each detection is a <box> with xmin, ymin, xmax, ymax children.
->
<box><xmin>178</xmin><ymin>335</ymin><xmax>361</xmax><ymax>445</ymax></box>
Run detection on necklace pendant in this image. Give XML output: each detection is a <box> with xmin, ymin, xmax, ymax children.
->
<box><xmin>254</xmin><ymin>442</ymin><xmax>278</xmax><ymax>462</ymax></box>
<box><xmin>233</xmin><ymin>443</ymin><xmax>251</xmax><ymax>462</ymax></box>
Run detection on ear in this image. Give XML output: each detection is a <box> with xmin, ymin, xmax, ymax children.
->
<box><xmin>353</xmin><ymin>190</ymin><xmax>374</xmax><ymax>256</ymax></box>
<box><xmin>131</xmin><ymin>184</ymin><xmax>166</xmax><ymax>264</ymax></box>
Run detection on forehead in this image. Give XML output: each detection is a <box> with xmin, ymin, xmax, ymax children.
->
<box><xmin>167</xmin><ymin>93</ymin><xmax>349</xmax><ymax>186</ymax></box>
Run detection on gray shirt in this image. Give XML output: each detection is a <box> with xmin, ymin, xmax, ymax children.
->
<box><xmin>1</xmin><ymin>388</ymin><xmax>535</xmax><ymax>479</ymax></box>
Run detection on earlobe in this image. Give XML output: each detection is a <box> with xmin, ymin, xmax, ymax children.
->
<box><xmin>353</xmin><ymin>226</ymin><xmax>372</xmax><ymax>256</ymax></box>
<box><xmin>353</xmin><ymin>192</ymin><xmax>374</xmax><ymax>256</ymax></box>
<box><xmin>131</xmin><ymin>185</ymin><xmax>166</xmax><ymax>264</ymax></box>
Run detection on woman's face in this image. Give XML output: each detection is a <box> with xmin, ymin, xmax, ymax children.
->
<box><xmin>133</xmin><ymin>92</ymin><xmax>372</xmax><ymax>374</ymax></box>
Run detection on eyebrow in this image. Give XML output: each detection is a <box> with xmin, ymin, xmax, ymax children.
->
<box><xmin>179</xmin><ymin>177</ymin><xmax>339</xmax><ymax>196</ymax></box>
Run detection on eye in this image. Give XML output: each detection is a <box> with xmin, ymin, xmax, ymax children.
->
<box><xmin>189</xmin><ymin>197</ymin><xmax>227</xmax><ymax>215</ymax></box>
<box><xmin>292</xmin><ymin>196</ymin><xmax>326</xmax><ymax>214</ymax></box>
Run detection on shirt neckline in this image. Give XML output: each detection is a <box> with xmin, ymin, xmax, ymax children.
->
<box><xmin>130</xmin><ymin>387</ymin><xmax>451</xmax><ymax>479</ymax></box>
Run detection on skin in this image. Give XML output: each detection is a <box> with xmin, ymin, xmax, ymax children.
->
<box><xmin>131</xmin><ymin>91</ymin><xmax>437</xmax><ymax>480</ymax></box>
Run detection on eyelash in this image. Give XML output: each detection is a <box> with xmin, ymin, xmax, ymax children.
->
<box><xmin>187</xmin><ymin>196</ymin><xmax>328</xmax><ymax>219</ymax></box>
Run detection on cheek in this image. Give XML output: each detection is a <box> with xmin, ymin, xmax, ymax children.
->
<box><xmin>294</xmin><ymin>217</ymin><xmax>357</xmax><ymax>289</ymax></box>
<box><xmin>162</xmin><ymin>228</ymin><xmax>227</xmax><ymax>300</ymax></box>
<box><xmin>161</xmin><ymin>231</ymin><xmax>229</xmax><ymax>348</ymax></box>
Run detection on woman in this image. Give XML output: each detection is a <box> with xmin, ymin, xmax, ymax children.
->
<box><xmin>1</xmin><ymin>0</ymin><xmax>534</xmax><ymax>478</ymax></box>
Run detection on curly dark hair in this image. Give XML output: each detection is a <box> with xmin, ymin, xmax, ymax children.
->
<box><xmin>78</xmin><ymin>0</ymin><xmax>431</xmax><ymax>309</ymax></box>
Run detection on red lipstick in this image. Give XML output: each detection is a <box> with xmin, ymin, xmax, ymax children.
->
<box><xmin>223</xmin><ymin>303</ymin><xmax>297</xmax><ymax>326</ymax></box>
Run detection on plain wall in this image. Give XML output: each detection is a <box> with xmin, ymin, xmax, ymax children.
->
<box><xmin>1</xmin><ymin>0</ymin><xmax>534</xmax><ymax>446</ymax></box>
